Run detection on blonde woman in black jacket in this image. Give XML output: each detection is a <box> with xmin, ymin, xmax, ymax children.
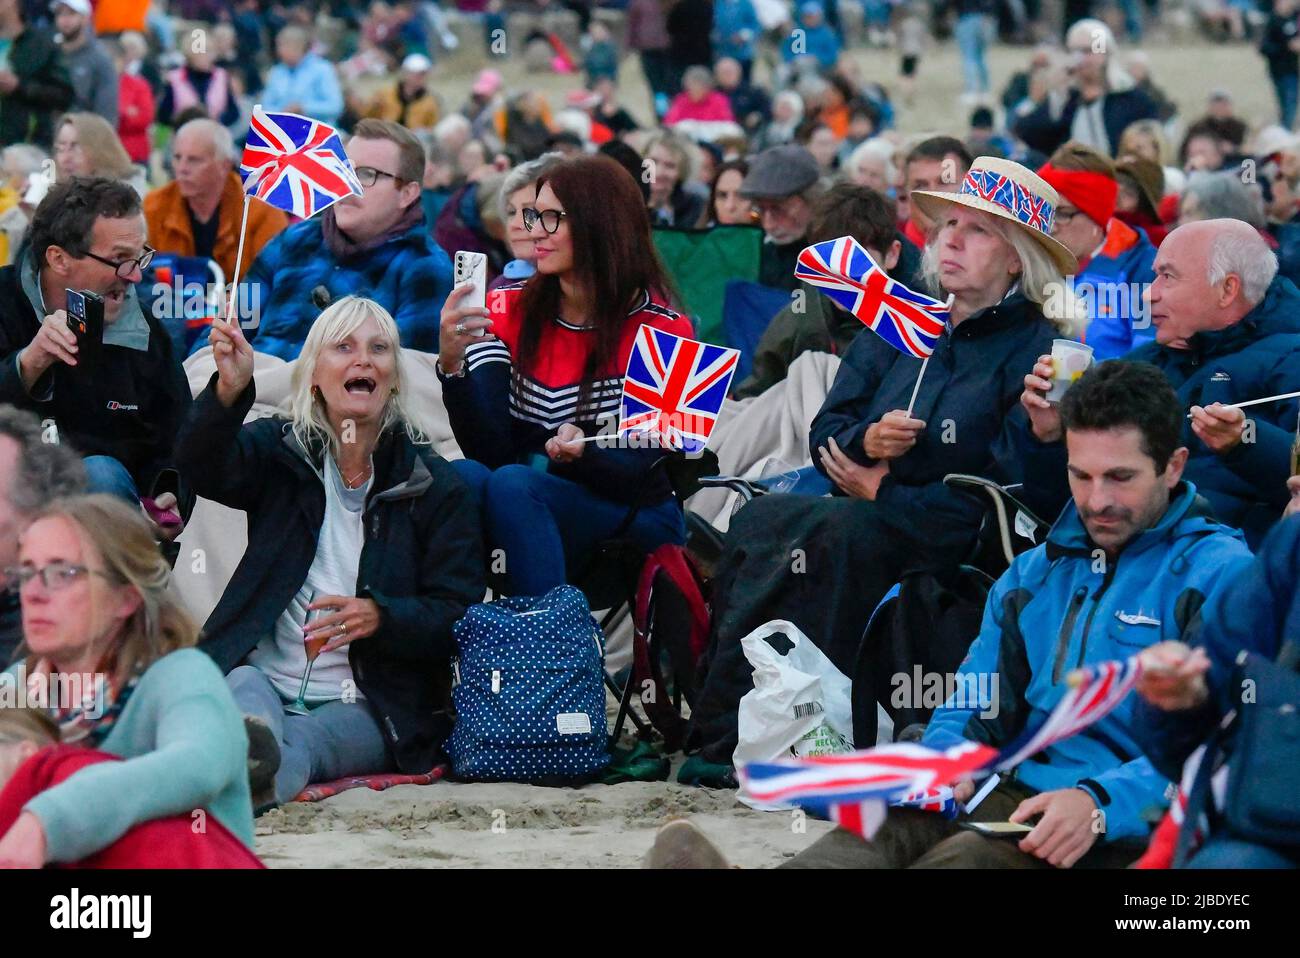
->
<box><xmin>176</xmin><ymin>296</ymin><xmax>484</xmax><ymax>807</ymax></box>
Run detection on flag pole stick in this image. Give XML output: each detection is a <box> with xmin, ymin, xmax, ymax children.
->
<box><xmin>904</xmin><ymin>294</ymin><xmax>954</xmax><ymax>419</ymax></box>
<box><xmin>224</xmin><ymin>193</ymin><xmax>252</xmax><ymax>325</ymax></box>
<box><xmin>1184</xmin><ymin>390</ymin><xmax>1300</xmax><ymax>418</ymax></box>
<box><xmin>224</xmin><ymin>102</ymin><xmax>261</xmax><ymax>325</ymax></box>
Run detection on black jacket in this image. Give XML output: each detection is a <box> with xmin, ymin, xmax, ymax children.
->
<box><xmin>810</xmin><ymin>291</ymin><xmax>1059</xmax><ymax>545</ymax></box>
<box><xmin>1013</xmin><ymin>87</ymin><xmax>1159</xmax><ymax>158</ymax></box>
<box><xmin>0</xmin><ymin>25</ymin><xmax>73</xmax><ymax>147</ymax></box>
<box><xmin>0</xmin><ymin>260</ymin><xmax>191</xmax><ymax>505</ymax></box>
<box><xmin>176</xmin><ymin>376</ymin><xmax>485</xmax><ymax>773</ymax></box>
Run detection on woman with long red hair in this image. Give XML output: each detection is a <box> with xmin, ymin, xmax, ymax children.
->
<box><xmin>439</xmin><ymin>154</ymin><xmax>694</xmax><ymax>595</ymax></box>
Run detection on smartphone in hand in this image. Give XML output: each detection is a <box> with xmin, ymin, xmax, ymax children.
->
<box><xmin>65</xmin><ymin>288</ymin><xmax>104</xmax><ymax>369</ymax></box>
<box><xmin>454</xmin><ymin>250</ymin><xmax>488</xmax><ymax>335</ymax></box>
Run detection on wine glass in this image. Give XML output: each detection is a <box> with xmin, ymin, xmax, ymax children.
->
<box><xmin>286</xmin><ymin>590</ymin><xmax>328</xmax><ymax>716</ymax></box>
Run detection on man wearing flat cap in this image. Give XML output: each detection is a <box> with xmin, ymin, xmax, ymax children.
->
<box><xmin>738</xmin><ymin>144</ymin><xmax>824</xmax><ymax>292</ymax></box>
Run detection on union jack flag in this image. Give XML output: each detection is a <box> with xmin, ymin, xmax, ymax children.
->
<box><xmin>891</xmin><ymin>785</ymin><xmax>960</xmax><ymax>818</ymax></box>
<box><xmin>239</xmin><ymin>108</ymin><xmax>362</xmax><ymax>218</ymax></box>
<box><xmin>738</xmin><ymin>741</ymin><xmax>997</xmax><ymax>837</ymax></box>
<box><xmin>795</xmin><ymin>236</ymin><xmax>949</xmax><ymax>359</ymax></box>
<box><xmin>738</xmin><ymin>657</ymin><xmax>1145</xmax><ymax>840</ymax></box>
<box><xmin>618</xmin><ymin>325</ymin><xmax>739</xmax><ymax>453</ymax></box>
<box><xmin>993</xmin><ymin>656</ymin><xmax>1144</xmax><ymax>771</ymax></box>
<box><xmin>964</xmin><ymin>167</ymin><xmax>1019</xmax><ymax>212</ymax></box>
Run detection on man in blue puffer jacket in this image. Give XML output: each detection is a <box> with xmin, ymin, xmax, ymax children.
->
<box><xmin>225</xmin><ymin>119</ymin><xmax>453</xmax><ymax>361</ymax></box>
<box><xmin>773</xmin><ymin>362</ymin><xmax>1255</xmax><ymax>869</ymax></box>
<box><xmin>1016</xmin><ymin>219</ymin><xmax>1300</xmax><ymax>549</ymax></box>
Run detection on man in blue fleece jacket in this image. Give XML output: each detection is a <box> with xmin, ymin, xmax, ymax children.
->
<box><xmin>777</xmin><ymin>361</ymin><xmax>1254</xmax><ymax>869</ymax></box>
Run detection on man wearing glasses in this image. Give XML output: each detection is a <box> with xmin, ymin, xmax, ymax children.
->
<box><xmin>737</xmin><ymin>144</ymin><xmax>824</xmax><ymax>292</ymax></box>
<box><xmin>0</xmin><ymin>176</ymin><xmax>190</xmax><ymax>520</ymax></box>
<box><xmin>237</xmin><ymin>118</ymin><xmax>453</xmax><ymax>360</ymax></box>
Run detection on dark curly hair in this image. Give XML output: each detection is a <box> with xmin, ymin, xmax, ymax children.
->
<box><xmin>1059</xmin><ymin>360</ymin><xmax>1182</xmax><ymax>471</ymax></box>
<box><xmin>27</xmin><ymin>175</ymin><xmax>142</xmax><ymax>270</ymax></box>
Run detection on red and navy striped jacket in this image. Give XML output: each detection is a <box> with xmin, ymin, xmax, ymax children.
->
<box><xmin>439</xmin><ymin>283</ymin><xmax>695</xmax><ymax>504</ymax></box>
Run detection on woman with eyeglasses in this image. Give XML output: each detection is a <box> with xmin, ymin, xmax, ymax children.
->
<box><xmin>178</xmin><ymin>296</ymin><xmax>484</xmax><ymax>809</ymax></box>
<box><xmin>438</xmin><ymin>154</ymin><xmax>695</xmax><ymax>596</ymax></box>
<box><xmin>0</xmin><ymin>495</ymin><xmax>252</xmax><ymax>868</ymax></box>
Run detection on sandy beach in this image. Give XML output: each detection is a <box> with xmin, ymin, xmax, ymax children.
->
<box><xmin>254</xmin><ymin>772</ymin><xmax>832</xmax><ymax>869</ymax></box>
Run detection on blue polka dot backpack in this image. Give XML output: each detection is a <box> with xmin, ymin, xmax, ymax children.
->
<box><xmin>448</xmin><ymin>585</ymin><xmax>611</xmax><ymax>784</ymax></box>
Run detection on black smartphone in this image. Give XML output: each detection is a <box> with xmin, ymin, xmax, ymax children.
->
<box><xmin>65</xmin><ymin>288</ymin><xmax>104</xmax><ymax>368</ymax></box>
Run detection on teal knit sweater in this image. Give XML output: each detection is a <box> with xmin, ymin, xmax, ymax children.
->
<box><xmin>11</xmin><ymin>648</ymin><xmax>253</xmax><ymax>863</ymax></box>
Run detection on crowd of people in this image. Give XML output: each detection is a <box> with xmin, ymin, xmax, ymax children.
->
<box><xmin>0</xmin><ymin>0</ymin><xmax>1296</xmax><ymax>871</ymax></box>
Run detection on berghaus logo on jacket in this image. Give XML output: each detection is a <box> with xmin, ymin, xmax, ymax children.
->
<box><xmin>106</xmin><ymin>401</ymin><xmax>140</xmax><ymax>412</ymax></box>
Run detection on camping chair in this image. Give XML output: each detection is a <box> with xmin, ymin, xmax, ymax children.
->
<box><xmin>853</xmin><ymin>475</ymin><xmax>1052</xmax><ymax>744</ymax></box>
<box><xmin>583</xmin><ymin>450</ymin><xmax>720</xmax><ymax>747</ymax></box>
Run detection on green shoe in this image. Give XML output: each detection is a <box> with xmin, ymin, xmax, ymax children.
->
<box><xmin>602</xmin><ymin>741</ymin><xmax>671</xmax><ymax>784</ymax></box>
<box><xmin>676</xmin><ymin>754</ymin><xmax>737</xmax><ymax>788</ymax></box>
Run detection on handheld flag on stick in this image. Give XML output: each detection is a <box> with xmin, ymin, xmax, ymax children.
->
<box><xmin>795</xmin><ymin>236</ymin><xmax>952</xmax><ymax>416</ymax></box>
<box><xmin>991</xmin><ymin>656</ymin><xmax>1144</xmax><ymax>772</ymax></box>
<box><xmin>739</xmin><ymin>657</ymin><xmax>1144</xmax><ymax>840</ymax></box>
<box><xmin>605</xmin><ymin>325</ymin><xmax>740</xmax><ymax>453</ymax></box>
<box><xmin>239</xmin><ymin>108</ymin><xmax>363</xmax><ymax>218</ymax></box>
<box><xmin>796</xmin><ymin>236</ymin><xmax>950</xmax><ymax>358</ymax></box>
<box><xmin>223</xmin><ymin>108</ymin><xmax>363</xmax><ymax>323</ymax></box>
<box><xmin>738</xmin><ymin>741</ymin><xmax>998</xmax><ymax>839</ymax></box>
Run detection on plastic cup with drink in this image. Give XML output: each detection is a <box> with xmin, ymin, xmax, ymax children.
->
<box><xmin>1044</xmin><ymin>339</ymin><xmax>1094</xmax><ymax>404</ymax></box>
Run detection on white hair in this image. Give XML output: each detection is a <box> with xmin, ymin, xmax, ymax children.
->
<box><xmin>1066</xmin><ymin>18</ymin><xmax>1136</xmax><ymax>93</ymax></box>
<box><xmin>499</xmin><ymin>152</ymin><xmax>563</xmax><ymax>221</ymax></box>
<box><xmin>2</xmin><ymin>143</ymin><xmax>47</xmax><ymax>176</ymax></box>
<box><xmin>289</xmin><ymin>296</ymin><xmax>428</xmax><ymax>461</ymax></box>
<box><xmin>772</xmin><ymin>90</ymin><xmax>805</xmax><ymax>127</ymax></box>
<box><xmin>177</xmin><ymin>117</ymin><xmax>236</xmax><ymax>163</ymax></box>
<box><xmin>1182</xmin><ymin>171</ymin><xmax>1266</xmax><ymax>229</ymax></box>
<box><xmin>1207</xmin><ymin>231</ymin><xmax>1278</xmax><ymax>306</ymax></box>
<box><xmin>433</xmin><ymin>114</ymin><xmax>471</xmax><ymax>150</ymax></box>
<box><xmin>847</xmin><ymin>138</ymin><xmax>897</xmax><ymax>186</ymax></box>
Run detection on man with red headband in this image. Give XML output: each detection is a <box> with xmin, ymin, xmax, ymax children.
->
<box><xmin>1039</xmin><ymin>142</ymin><xmax>1157</xmax><ymax>360</ymax></box>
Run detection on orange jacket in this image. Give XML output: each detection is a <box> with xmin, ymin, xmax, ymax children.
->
<box><xmin>144</xmin><ymin>171</ymin><xmax>289</xmax><ymax>282</ymax></box>
<box><xmin>367</xmin><ymin>83</ymin><xmax>440</xmax><ymax>130</ymax></box>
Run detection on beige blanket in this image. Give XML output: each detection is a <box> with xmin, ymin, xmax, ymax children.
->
<box><xmin>686</xmin><ymin>350</ymin><xmax>841</xmax><ymax>532</ymax></box>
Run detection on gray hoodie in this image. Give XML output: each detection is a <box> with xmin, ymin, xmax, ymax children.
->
<box><xmin>59</xmin><ymin>30</ymin><xmax>118</xmax><ymax>127</ymax></box>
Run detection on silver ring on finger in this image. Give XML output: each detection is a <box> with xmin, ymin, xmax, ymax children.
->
<box><xmin>454</xmin><ymin>322</ymin><xmax>467</xmax><ymax>336</ymax></box>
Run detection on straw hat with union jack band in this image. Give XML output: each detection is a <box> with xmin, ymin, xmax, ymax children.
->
<box><xmin>910</xmin><ymin>155</ymin><xmax>1078</xmax><ymax>277</ymax></box>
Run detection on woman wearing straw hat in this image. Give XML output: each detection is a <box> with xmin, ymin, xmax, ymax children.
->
<box><xmin>688</xmin><ymin>156</ymin><xmax>1080</xmax><ymax>770</ymax></box>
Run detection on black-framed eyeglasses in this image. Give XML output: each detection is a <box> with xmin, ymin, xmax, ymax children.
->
<box><xmin>82</xmin><ymin>245</ymin><xmax>155</xmax><ymax>280</ymax></box>
<box><xmin>522</xmin><ymin>207</ymin><xmax>567</xmax><ymax>234</ymax></box>
<box><xmin>4</xmin><ymin>561</ymin><xmax>109</xmax><ymax>593</ymax></box>
<box><xmin>355</xmin><ymin>166</ymin><xmax>401</xmax><ymax>188</ymax></box>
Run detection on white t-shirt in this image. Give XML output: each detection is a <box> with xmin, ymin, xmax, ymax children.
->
<box><xmin>249</xmin><ymin>455</ymin><xmax>372</xmax><ymax>704</ymax></box>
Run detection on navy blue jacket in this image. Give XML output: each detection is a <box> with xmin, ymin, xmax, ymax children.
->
<box><xmin>1014</xmin><ymin>87</ymin><xmax>1159</xmax><ymax>158</ymax></box>
<box><xmin>1136</xmin><ymin>514</ymin><xmax>1300</xmax><ymax>782</ymax></box>
<box><xmin>235</xmin><ymin>212</ymin><xmax>454</xmax><ymax>361</ymax></box>
<box><xmin>1012</xmin><ymin>276</ymin><xmax>1300</xmax><ymax>547</ymax></box>
<box><xmin>810</xmin><ymin>291</ymin><xmax>1057</xmax><ymax>553</ymax></box>
<box><xmin>927</xmin><ymin>483</ymin><xmax>1254</xmax><ymax>842</ymax></box>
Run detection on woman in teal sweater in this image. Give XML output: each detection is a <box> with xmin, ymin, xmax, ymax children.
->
<box><xmin>0</xmin><ymin>495</ymin><xmax>251</xmax><ymax>867</ymax></box>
